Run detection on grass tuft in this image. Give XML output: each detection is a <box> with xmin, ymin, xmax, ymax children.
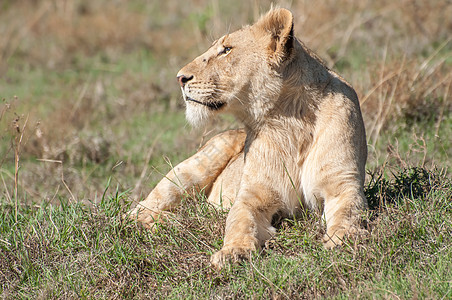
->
<box><xmin>1</xmin><ymin>168</ymin><xmax>451</xmax><ymax>298</ymax></box>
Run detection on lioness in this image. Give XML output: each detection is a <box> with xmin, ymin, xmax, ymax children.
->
<box><xmin>128</xmin><ymin>8</ymin><xmax>367</xmax><ymax>269</ymax></box>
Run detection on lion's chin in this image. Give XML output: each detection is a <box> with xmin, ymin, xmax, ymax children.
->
<box><xmin>185</xmin><ymin>104</ymin><xmax>213</xmax><ymax>128</ymax></box>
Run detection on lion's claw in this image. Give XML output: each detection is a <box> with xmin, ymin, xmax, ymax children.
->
<box><xmin>210</xmin><ymin>246</ymin><xmax>254</xmax><ymax>270</ymax></box>
<box><xmin>124</xmin><ymin>206</ymin><xmax>167</xmax><ymax>230</ymax></box>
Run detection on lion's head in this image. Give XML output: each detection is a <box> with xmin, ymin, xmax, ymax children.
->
<box><xmin>177</xmin><ymin>8</ymin><xmax>295</xmax><ymax>127</ymax></box>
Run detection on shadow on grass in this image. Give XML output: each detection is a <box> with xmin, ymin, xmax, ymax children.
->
<box><xmin>365</xmin><ymin>167</ymin><xmax>450</xmax><ymax>210</ymax></box>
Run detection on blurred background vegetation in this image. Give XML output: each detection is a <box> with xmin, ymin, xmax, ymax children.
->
<box><xmin>0</xmin><ymin>0</ymin><xmax>451</xmax><ymax>204</ymax></box>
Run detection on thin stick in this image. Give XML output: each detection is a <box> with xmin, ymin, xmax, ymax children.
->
<box><xmin>14</xmin><ymin>114</ymin><xmax>29</xmax><ymax>222</ymax></box>
<box><xmin>61</xmin><ymin>171</ymin><xmax>76</xmax><ymax>204</ymax></box>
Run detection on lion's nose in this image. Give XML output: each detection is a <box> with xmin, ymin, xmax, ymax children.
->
<box><xmin>177</xmin><ymin>75</ymin><xmax>193</xmax><ymax>88</ymax></box>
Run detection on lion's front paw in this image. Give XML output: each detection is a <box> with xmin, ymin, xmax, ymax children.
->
<box><xmin>210</xmin><ymin>246</ymin><xmax>255</xmax><ymax>270</ymax></box>
<box><xmin>322</xmin><ymin>232</ymin><xmax>344</xmax><ymax>249</ymax></box>
<box><xmin>124</xmin><ymin>206</ymin><xmax>167</xmax><ymax>230</ymax></box>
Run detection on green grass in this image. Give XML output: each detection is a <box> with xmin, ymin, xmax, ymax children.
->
<box><xmin>367</xmin><ymin>116</ymin><xmax>452</xmax><ymax>170</ymax></box>
<box><xmin>1</xmin><ymin>47</ymin><xmax>195</xmax><ymax>199</ymax></box>
<box><xmin>1</xmin><ymin>168</ymin><xmax>451</xmax><ymax>299</ymax></box>
<box><xmin>1</xmin><ymin>0</ymin><xmax>451</xmax><ymax>298</ymax></box>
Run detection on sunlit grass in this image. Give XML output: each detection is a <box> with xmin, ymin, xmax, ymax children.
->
<box><xmin>0</xmin><ymin>0</ymin><xmax>451</xmax><ymax>298</ymax></box>
<box><xmin>1</xmin><ymin>168</ymin><xmax>450</xmax><ymax>298</ymax></box>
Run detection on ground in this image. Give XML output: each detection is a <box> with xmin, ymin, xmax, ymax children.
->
<box><xmin>0</xmin><ymin>0</ymin><xmax>451</xmax><ymax>298</ymax></box>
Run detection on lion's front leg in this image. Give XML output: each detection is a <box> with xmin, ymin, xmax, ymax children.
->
<box><xmin>126</xmin><ymin>171</ymin><xmax>186</xmax><ymax>229</ymax></box>
<box><xmin>127</xmin><ymin>129</ymin><xmax>246</xmax><ymax>229</ymax></box>
<box><xmin>210</xmin><ymin>184</ymin><xmax>280</xmax><ymax>269</ymax></box>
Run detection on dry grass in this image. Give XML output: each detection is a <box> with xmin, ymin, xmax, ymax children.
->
<box><xmin>0</xmin><ymin>0</ymin><xmax>451</xmax><ymax>297</ymax></box>
<box><xmin>1</xmin><ymin>168</ymin><xmax>450</xmax><ymax>298</ymax></box>
<box><xmin>2</xmin><ymin>1</ymin><xmax>451</xmax><ymax>169</ymax></box>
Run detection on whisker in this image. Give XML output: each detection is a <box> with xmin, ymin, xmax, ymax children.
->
<box><xmin>183</xmin><ymin>84</ymin><xmax>247</xmax><ymax>106</ymax></box>
<box><xmin>212</xmin><ymin>87</ymin><xmax>246</xmax><ymax>105</ymax></box>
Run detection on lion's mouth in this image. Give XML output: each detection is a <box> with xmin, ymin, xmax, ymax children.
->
<box><xmin>186</xmin><ymin>96</ymin><xmax>225</xmax><ymax>111</ymax></box>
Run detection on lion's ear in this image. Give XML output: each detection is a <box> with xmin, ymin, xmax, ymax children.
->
<box><xmin>255</xmin><ymin>8</ymin><xmax>294</xmax><ymax>64</ymax></box>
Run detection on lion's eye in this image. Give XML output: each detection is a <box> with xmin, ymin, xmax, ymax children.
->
<box><xmin>219</xmin><ymin>47</ymin><xmax>232</xmax><ymax>56</ymax></box>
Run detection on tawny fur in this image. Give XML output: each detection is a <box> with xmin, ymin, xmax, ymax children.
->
<box><xmin>127</xmin><ymin>8</ymin><xmax>368</xmax><ymax>269</ymax></box>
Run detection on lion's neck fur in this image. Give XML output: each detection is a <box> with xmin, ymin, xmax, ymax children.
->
<box><xmin>243</xmin><ymin>39</ymin><xmax>332</xmax><ymax>152</ymax></box>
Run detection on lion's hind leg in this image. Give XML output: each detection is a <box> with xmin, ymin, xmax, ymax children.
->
<box><xmin>322</xmin><ymin>185</ymin><xmax>367</xmax><ymax>248</ymax></box>
<box><xmin>127</xmin><ymin>129</ymin><xmax>246</xmax><ymax>229</ymax></box>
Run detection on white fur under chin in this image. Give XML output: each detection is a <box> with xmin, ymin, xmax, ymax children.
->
<box><xmin>185</xmin><ymin>103</ymin><xmax>212</xmax><ymax>128</ymax></box>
